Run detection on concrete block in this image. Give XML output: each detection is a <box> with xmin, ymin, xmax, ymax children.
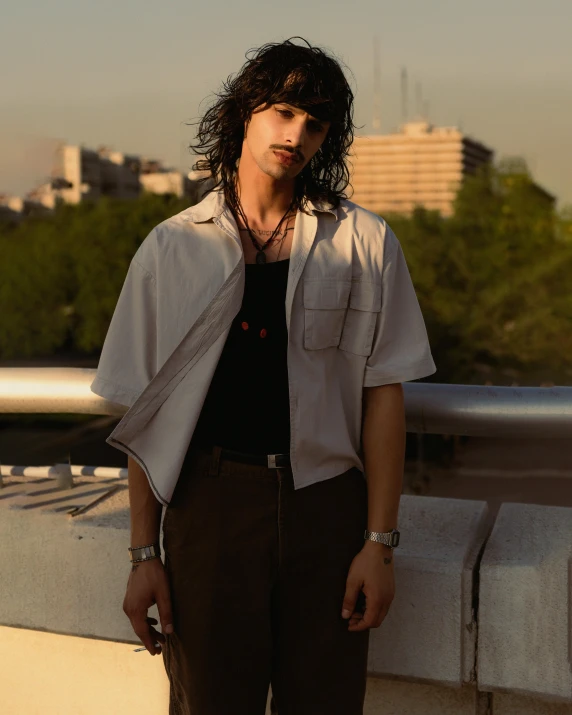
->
<box><xmin>0</xmin><ymin>486</ymin><xmax>153</xmax><ymax>642</ymax></box>
<box><xmin>0</xmin><ymin>625</ymin><xmax>169</xmax><ymax>714</ymax></box>
<box><xmin>478</xmin><ymin>502</ymin><xmax>572</xmax><ymax>702</ymax></box>
<box><xmin>364</xmin><ymin>677</ymin><xmax>478</xmax><ymax>715</ymax></box>
<box><xmin>367</xmin><ymin>494</ymin><xmax>490</xmax><ymax>687</ymax></box>
<box><xmin>493</xmin><ymin>692</ymin><xmax>572</xmax><ymax>715</ymax></box>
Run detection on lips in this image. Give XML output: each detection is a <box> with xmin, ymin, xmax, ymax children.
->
<box><xmin>273</xmin><ymin>150</ymin><xmax>299</xmax><ymax>166</ymax></box>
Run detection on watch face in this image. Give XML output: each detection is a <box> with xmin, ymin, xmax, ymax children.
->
<box><xmin>391</xmin><ymin>530</ymin><xmax>400</xmax><ymax>547</ymax></box>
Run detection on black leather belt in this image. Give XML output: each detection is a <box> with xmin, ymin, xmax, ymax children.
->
<box><xmin>218</xmin><ymin>446</ymin><xmax>290</xmax><ymax>468</ymax></box>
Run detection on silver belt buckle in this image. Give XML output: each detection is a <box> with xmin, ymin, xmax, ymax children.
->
<box><xmin>267</xmin><ymin>454</ymin><xmax>278</xmax><ymax>468</ymax></box>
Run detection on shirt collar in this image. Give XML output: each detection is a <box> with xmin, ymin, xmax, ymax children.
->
<box><xmin>186</xmin><ymin>189</ymin><xmax>225</xmax><ymax>223</ymax></box>
<box><xmin>305</xmin><ymin>197</ymin><xmax>339</xmax><ymax>221</ymax></box>
<box><xmin>187</xmin><ymin>189</ymin><xmax>339</xmax><ymax>223</ymax></box>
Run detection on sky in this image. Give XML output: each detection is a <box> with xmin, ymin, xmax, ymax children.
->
<box><xmin>1</xmin><ymin>0</ymin><xmax>571</xmax><ymax>206</ymax></box>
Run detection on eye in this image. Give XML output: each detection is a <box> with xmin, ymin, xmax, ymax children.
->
<box><xmin>308</xmin><ymin>121</ymin><xmax>324</xmax><ymax>133</ymax></box>
<box><xmin>276</xmin><ymin>108</ymin><xmax>293</xmax><ymax>118</ymax></box>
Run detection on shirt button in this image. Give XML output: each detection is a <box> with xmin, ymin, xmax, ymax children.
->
<box><xmin>260</xmin><ymin>328</ymin><xmax>267</xmax><ymax>338</ymax></box>
<box><xmin>241</xmin><ymin>321</ymin><xmax>249</xmax><ymax>331</ymax></box>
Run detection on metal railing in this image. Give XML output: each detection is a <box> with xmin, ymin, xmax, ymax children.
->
<box><xmin>0</xmin><ymin>367</ymin><xmax>571</xmax><ymax>438</ymax></box>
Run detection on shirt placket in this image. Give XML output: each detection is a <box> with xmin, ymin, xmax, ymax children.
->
<box><xmin>285</xmin><ymin>209</ymin><xmax>319</xmax><ymax>481</ymax></box>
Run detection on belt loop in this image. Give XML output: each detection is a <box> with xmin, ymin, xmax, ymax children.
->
<box><xmin>208</xmin><ymin>445</ymin><xmax>222</xmax><ymax>478</ymax></box>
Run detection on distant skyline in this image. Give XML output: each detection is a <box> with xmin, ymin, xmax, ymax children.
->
<box><xmin>1</xmin><ymin>0</ymin><xmax>570</xmax><ymax>206</ymax></box>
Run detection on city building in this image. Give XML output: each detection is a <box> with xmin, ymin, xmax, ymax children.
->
<box><xmin>349</xmin><ymin>121</ymin><xmax>494</xmax><ymax>217</ymax></box>
<box><xmin>187</xmin><ymin>169</ymin><xmax>215</xmax><ymax>202</ymax></box>
<box><xmin>13</xmin><ymin>143</ymin><xmax>200</xmax><ymax>214</ymax></box>
<box><xmin>0</xmin><ymin>194</ymin><xmax>26</xmax><ymax>221</ymax></box>
<box><xmin>0</xmin><ymin>194</ymin><xmax>52</xmax><ymax>223</ymax></box>
<box><xmin>140</xmin><ymin>158</ymin><xmax>195</xmax><ymax>199</ymax></box>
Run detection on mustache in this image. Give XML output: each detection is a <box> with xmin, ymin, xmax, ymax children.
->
<box><xmin>270</xmin><ymin>145</ymin><xmax>304</xmax><ymax>162</ymax></box>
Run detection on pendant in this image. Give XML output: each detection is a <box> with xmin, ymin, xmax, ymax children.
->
<box><xmin>256</xmin><ymin>251</ymin><xmax>267</xmax><ymax>264</ymax></box>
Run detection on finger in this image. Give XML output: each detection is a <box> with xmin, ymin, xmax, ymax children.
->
<box><xmin>132</xmin><ymin>616</ymin><xmax>161</xmax><ymax>655</ymax></box>
<box><xmin>363</xmin><ymin>596</ymin><xmax>382</xmax><ymax>625</ymax></box>
<box><xmin>374</xmin><ymin>603</ymin><xmax>391</xmax><ymax>628</ymax></box>
<box><xmin>341</xmin><ymin>580</ymin><xmax>362</xmax><ymax>619</ymax></box>
<box><xmin>149</xmin><ymin>626</ymin><xmax>166</xmax><ymax>645</ymax></box>
<box><xmin>156</xmin><ymin>582</ymin><xmax>174</xmax><ymax>635</ymax></box>
<box><xmin>146</xmin><ymin>616</ymin><xmax>170</xmax><ymax>639</ymax></box>
<box><xmin>349</xmin><ymin>600</ymin><xmax>380</xmax><ymax>631</ymax></box>
<box><xmin>138</xmin><ymin>632</ymin><xmax>161</xmax><ymax>654</ymax></box>
<box><xmin>348</xmin><ymin>618</ymin><xmax>369</xmax><ymax>631</ymax></box>
<box><xmin>348</xmin><ymin>610</ymin><xmax>364</xmax><ymax>623</ymax></box>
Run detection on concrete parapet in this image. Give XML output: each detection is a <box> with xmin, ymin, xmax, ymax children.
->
<box><xmin>367</xmin><ymin>494</ymin><xmax>491</xmax><ymax>686</ymax></box>
<box><xmin>0</xmin><ymin>486</ymin><xmax>151</xmax><ymax>642</ymax></box>
<box><xmin>0</xmin><ymin>487</ymin><xmax>491</xmax><ymax>688</ymax></box>
<box><xmin>9</xmin><ymin>487</ymin><xmax>572</xmax><ymax>712</ymax></box>
<box><xmin>478</xmin><ymin>502</ymin><xmax>572</xmax><ymax>703</ymax></box>
<box><xmin>492</xmin><ymin>692</ymin><xmax>572</xmax><ymax>714</ymax></box>
<box><xmin>364</xmin><ymin>678</ymin><xmax>479</xmax><ymax>715</ymax></box>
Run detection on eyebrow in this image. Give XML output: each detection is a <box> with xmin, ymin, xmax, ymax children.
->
<box><xmin>278</xmin><ymin>104</ymin><xmax>329</xmax><ymax>125</ymax></box>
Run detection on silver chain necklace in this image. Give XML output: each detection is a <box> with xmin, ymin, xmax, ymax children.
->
<box><xmin>235</xmin><ymin>199</ymin><xmax>294</xmax><ymax>264</ymax></box>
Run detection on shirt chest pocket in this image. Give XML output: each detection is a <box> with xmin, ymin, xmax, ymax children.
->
<box><xmin>303</xmin><ymin>279</ymin><xmax>381</xmax><ymax>356</ymax></box>
<box><xmin>303</xmin><ymin>279</ymin><xmax>350</xmax><ymax>350</ymax></box>
<box><xmin>339</xmin><ymin>281</ymin><xmax>381</xmax><ymax>357</ymax></box>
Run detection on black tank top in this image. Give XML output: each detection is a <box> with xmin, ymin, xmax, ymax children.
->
<box><xmin>191</xmin><ymin>258</ymin><xmax>290</xmax><ymax>454</ymax></box>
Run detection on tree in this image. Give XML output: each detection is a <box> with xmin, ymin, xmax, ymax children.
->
<box><xmin>0</xmin><ymin>193</ymin><xmax>190</xmax><ymax>359</ymax></box>
<box><xmin>392</xmin><ymin>162</ymin><xmax>572</xmax><ymax>384</ymax></box>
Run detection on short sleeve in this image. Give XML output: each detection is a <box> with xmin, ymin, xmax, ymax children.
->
<box><xmin>363</xmin><ymin>227</ymin><xmax>436</xmax><ymax>387</ymax></box>
<box><xmin>89</xmin><ymin>254</ymin><xmax>158</xmax><ymax>408</ymax></box>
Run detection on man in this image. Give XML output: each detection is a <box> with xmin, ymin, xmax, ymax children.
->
<box><xmin>90</xmin><ymin>38</ymin><xmax>436</xmax><ymax>715</ymax></box>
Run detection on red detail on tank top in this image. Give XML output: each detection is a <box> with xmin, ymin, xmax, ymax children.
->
<box><xmin>260</xmin><ymin>328</ymin><xmax>267</xmax><ymax>338</ymax></box>
<box><xmin>241</xmin><ymin>321</ymin><xmax>249</xmax><ymax>331</ymax></box>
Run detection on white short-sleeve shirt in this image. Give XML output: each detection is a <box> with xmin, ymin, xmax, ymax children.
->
<box><xmin>90</xmin><ymin>190</ymin><xmax>436</xmax><ymax>505</ymax></box>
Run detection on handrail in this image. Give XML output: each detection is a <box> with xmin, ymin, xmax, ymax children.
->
<box><xmin>0</xmin><ymin>367</ymin><xmax>571</xmax><ymax>438</ymax></box>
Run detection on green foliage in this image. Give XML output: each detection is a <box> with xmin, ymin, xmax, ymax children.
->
<box><xmin>0</xmin><ymin>193</ymin><xmax>190</xmax><ymax>359</ymax></box>
<box><xmin>389</xmin><ymin>164</ymin><xmax>572</xmax><ymax>385</ymax></box>
<box><xmin>557</xmin><ymin>204</ymin><xmax>572</xmax><ymax>244</ymax></box>
<box><xmin>1</xmin><ymin>169</ymin><xmax>569</xmax><ymax>385</ymax></box>
<box><xmin>0</xmin><ymin>214</ymin><xmax>69</xmax><ymax>358</ymax></box>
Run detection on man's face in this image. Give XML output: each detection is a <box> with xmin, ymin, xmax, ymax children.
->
<box><xmin>243</xmin><ymin>103</ymin><xmax>331</xmax><ymax>181</ymax></box>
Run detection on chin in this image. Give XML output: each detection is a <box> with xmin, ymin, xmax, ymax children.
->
<box><xmin>263</xmin><ymin>165</ymin><xmax>295</xmax><ymax>181</ymax></box>
<box><xmin>259</xmin><ymin>155</ymin><xmax>300</xmax><ymax>181</ymax></box>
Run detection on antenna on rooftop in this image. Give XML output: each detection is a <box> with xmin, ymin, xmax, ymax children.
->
<box><xmin>415</xmin><ymin>80</ymin><xmax>423</xmax><ymax>120</ymax></box>
<box><xmin>400</xmin><ymin>67</ymin><xmax>409</xmax><ymax>126</ymax></box>
<box><xmin>423</xmin><ymin>99</ymin><xmax>430</xmax><ymax>122</ymax></box>
<box><xmin>372</xmin><ymin>36</ymin><xmax>382</xmax><ymax>132</ymax></box>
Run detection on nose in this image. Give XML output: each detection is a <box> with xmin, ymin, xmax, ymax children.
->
<box><xmin>284</xmin><ymin>119</ymin><xmax>307</xmax><ymax>154</ymax></box>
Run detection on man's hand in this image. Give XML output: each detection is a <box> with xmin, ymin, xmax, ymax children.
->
<box><xmin>123</xmin><ymin>558</ymin><xmax>174</xmax><ymax>655</ymax></box>
<box><xmin>341</xmin><ymin>541</ymin><xmax>395</xmax><ymax>631</ymax></box>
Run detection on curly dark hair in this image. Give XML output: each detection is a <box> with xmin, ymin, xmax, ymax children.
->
<box><xmin>189</xmin><ymin>37</ymin><xmax>357</xmax><ymax>215</ymax></box>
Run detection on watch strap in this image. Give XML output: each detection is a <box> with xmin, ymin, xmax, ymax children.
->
<box><xmin>364</xmin><ymin>529</ymin><xmax>400</xmax><ymax>548</ymax></box>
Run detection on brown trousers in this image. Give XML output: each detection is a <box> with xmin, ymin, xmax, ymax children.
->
<box><xmin>161</xmin><ymin>444</ymin><xmax>370</xmax><ymax>715</ymax></box>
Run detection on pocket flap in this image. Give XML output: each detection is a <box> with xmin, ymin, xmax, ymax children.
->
<box><xmin>303</xmin><ymin>280</ymin><xmax>351</xmax><ymax>310</ymax></box>
<box><xmin>348</xmin><ymin>281</ymin><xmax>381</xmax><ymax>312</ymax></box>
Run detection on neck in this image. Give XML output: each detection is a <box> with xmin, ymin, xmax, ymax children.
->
<box><xmin>235</xmin><ymin>151</ymin><xmax>296</xmax><ymax>225</ymax></box>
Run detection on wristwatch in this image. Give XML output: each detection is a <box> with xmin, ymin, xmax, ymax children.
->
<box><xmin>364</xmin><ymin>528</ymin><xmax>400</xmax><ymax>548</ymax></box>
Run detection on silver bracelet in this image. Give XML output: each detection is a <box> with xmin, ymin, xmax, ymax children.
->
<box><xmin>128</xmin><ymin>543</ymin><xmax>161</xmax><ymax>563</ymax></box>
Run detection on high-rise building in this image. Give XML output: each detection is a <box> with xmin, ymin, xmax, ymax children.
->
<box><xmin>349</xmin><ymin>121</ymin><xmax>494</xmax><ymax>217</ymax></box>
